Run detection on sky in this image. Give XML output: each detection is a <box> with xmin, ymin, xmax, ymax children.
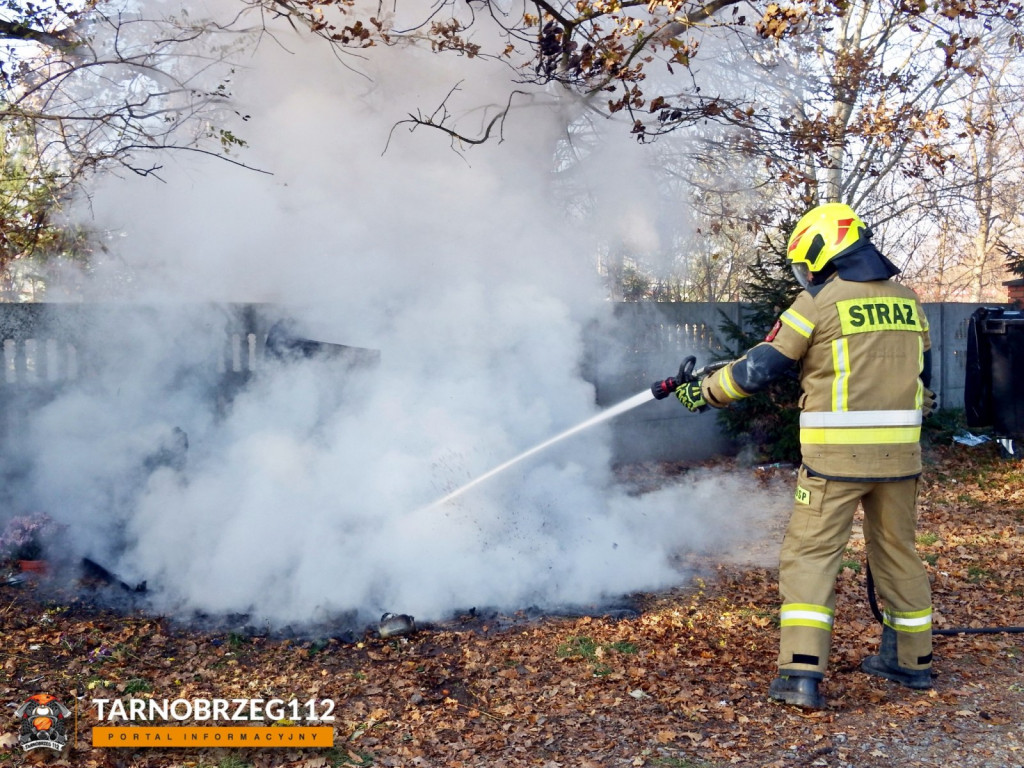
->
<box><xmin>7</xmin><ymin>0</ymin><xmax>784</xmax><ymax>629</ymax></box>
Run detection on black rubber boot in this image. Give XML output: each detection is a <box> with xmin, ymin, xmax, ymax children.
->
<box><xmin>861</xmin><ymin>625</ymin><xmax>932</xmax><ymax>690</ymax></box>
<box><xmin>769</xmin><ymin>674</ymin><xmax>826</xmax><ymax>709</ymax></box>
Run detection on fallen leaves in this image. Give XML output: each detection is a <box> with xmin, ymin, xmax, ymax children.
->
<box><xmin>1</xmin><ymin>444</ymin><xmax>1023</xmax><ymax>767</ymax></box>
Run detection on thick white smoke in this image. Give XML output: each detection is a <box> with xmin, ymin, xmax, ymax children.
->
<box><xmin>14</xmin><ymin>2</ymin><xmax>784</xmax><ymax>626</ymax></box>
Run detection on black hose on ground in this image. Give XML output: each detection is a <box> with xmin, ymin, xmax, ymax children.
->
<box><xmin>866</xmin><ymin>563</ymin><xmax>1024</xmax><ymax>636</ymax></box>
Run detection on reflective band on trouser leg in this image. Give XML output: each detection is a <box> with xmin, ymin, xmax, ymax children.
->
<box><xmin>862</xmin><ymin>478</ymin><xmax>932</xmax><ymax>670</ymax></box>
<box><xmin>886</xmin><ymin>607</ymin><xmax>933</xmax><ymax>670</ymax></box>
<box><xmin>781</xmin><ymin>603</ymin><xmax>835</xmax><ymax>631</ymax></box>
<box><xmin>778</xmin><ymin>470</ymin><xmax>864</xmax><ymax>676</ymax></box>
<box><xmin>884</xmin><ymin>607</ymin><xmax>932</xmax><ymax>633</ymax></box>
<box><xmin>779</xmin><ymin>603</ymin><xmax>834</xmax><ymax>675</ymax></box>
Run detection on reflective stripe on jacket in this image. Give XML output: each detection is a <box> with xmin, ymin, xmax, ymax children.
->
<box><xmin>702</xmin><ymin>276</ymin><xmax>931</xmax><ymax>479</ymax></box>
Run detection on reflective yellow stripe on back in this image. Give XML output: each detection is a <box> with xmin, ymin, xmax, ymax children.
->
<box><xmin>801</xmin><ymin>426</ymin><xmax>921</xmax><ymax>445</ymax></box>
<box><xmin>831</xmin><ymin>338</ymin><xmax>850</xmax><ymax>412</ymax></box>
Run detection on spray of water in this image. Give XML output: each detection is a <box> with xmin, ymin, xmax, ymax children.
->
<box><xmin>425</xmin><ymin>389</ymin><xmax>654</xmax><ymax>510</ymax></box>
<box><xmin>1</xmin><ymin>3</ymin><xmax>790</xmax><ymax>626</ymax></box>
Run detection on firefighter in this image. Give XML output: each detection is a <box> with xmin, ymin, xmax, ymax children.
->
<box><xmin>666</xmin><ymin>203</ymin><xmax>935</xmax><ymax>709</ymax></box>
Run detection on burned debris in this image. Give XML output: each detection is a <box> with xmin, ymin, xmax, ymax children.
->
<box><xmin>0</xmin><ymin>303</ymin><xmax>381</xmax><ymax>629</ymax></box>
<box><xmin>80</xmin><ymin>557</ymin><xmax>147</xmax><ymax>593</ymax></box>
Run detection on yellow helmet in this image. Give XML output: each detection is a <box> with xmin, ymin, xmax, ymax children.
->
<box><xmin>787</xmin><ymin>203</ymin><xmax>868</xmax><ymax>287</ymax></box>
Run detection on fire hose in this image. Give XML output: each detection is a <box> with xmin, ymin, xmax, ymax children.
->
<box><xmin>866</xmin><ymin>564</ymin><xmax>1024</xmax><ymax>636</ymax></box>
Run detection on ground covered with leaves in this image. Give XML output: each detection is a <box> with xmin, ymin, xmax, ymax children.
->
<box><xmin>2</xmin><ymin>442</ymin><xmax>1023</xmax><ymax>768</ymax></box>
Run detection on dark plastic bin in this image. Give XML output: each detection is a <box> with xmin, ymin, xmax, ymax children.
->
<box><xmin>965</xmin><ymin>307</ymin><xmax>1024</xmax><ymax>454</ymax></box>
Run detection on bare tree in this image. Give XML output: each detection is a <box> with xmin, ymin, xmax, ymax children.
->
<box><xmin>0</xmin><ymin>0</ymin><xmax>267</xmax><ymax>282</ymax></box>
<box><xmin>950</xmin><ymin>57</ymin><xmax>1024</xmax><ymax>300</ymax></box>
<box><xmin>5</xmin><ymin>0</ymin><xmax>1024</xmax><ymax>299</ymax></box>
<box><xmin>635</xmin><ymin>0</ymin><xmax>1024</xmax><ymax>299</ymax></box>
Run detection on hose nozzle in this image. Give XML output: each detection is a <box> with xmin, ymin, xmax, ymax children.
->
<box><xmin>651</xmin><ymin>355</ymin><xmax>698</xmax><ymax>399</ymax></box>
<box><xmin>651</xmin><ymin>356</ymin><xmax>731</xmax><ymax>399</ymax></box>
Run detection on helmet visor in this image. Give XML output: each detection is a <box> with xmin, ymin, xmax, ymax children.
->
<box><xmin>792</xmin><ymin>262</ymin><xmax>812</xmax><ymax>290</ymax></box>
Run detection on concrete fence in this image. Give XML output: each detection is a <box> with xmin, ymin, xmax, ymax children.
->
<box><xmin>0</xmin><ymin>301</ymin><xmax>1002</xmax><ymax>464</ymax></box>
<box><xmin>584</xmin><ymin>301</ymin><xmax>1000</xmax><ymax>463</ymax></box>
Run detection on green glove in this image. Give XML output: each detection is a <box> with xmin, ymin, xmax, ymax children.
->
<box><xmin>675</xmin><ymin>381</ymin><xmax>708</xmax><ymax>413</ymax></box>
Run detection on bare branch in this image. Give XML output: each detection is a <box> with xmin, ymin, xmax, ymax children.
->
<box><xmin>384</xmin><ymin>84</ymin><xmax>531</xmax><ymax>154</ymax></box>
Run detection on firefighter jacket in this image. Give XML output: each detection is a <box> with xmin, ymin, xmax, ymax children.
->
<box><xmin>701</xmin><ymin>276</ymin><xmax>931</xmax><ymax>480</ymax></box>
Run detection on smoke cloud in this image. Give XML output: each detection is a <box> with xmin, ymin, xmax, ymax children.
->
<box><xmin>9</xmin><ymin>2</ymin><xmax>785</xmax><ymax>628</ymax></box>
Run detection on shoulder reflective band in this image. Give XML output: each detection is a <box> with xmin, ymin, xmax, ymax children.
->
<box><xmin>780</xmin><ymin>308</ymin><xmax>814</xmax><ymax>338</ymax></box>
<box><xmin>780</xmin><ymin>603</ymin><xmax>834</xmax><ymax>632</ymax></box>
<box><xmin>800</xmin><ymin>409</ymin><xmax>922</xmax><ymax>444</ymax></box>
<box><xmin>884</xmin><ymin>607</ymin><xmax>933</xmax><ymax>633</ymax></box>
<box><xmin>836</xmin><ymin>297</ymin><xmax>922</xmax><ymax>335</ymax></box>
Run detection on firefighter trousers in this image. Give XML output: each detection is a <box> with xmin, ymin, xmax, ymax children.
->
<box><xmin>777</xmin><ymin>466</ymin><xmax>932</xmax><ymax>677</ymax></box>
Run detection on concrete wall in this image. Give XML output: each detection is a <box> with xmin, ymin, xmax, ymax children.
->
<box><xmin>924</xmin><ymin>302</ymin><xmax>993</xmax><ymax>414</ymax></box>
<box><xmin>586</xmin><ymin>301</ymin><xmax>1004</xmax><ymax>463</ymax></box>
<box><xmin>583</xmin><ymin>302</ymin><xmax>742</xmax><ymax>463</ymax></box>
<box><xmin>0</xmin><ymin>301</ymin><xmax>1005</xmax><ymax>464</ymax></box>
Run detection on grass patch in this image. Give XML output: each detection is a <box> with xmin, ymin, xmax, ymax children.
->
<box><xmin>123</xmin><ymin>677</ymin><xmax>151</xmax><ymax>694</ymax></box>
<box><xmin>557</xmin><ymin>636</ymin><xmax>639</xmax><ymax>659</ymax></box>
<box><xmin>651</xmin><ymin>756</ymin><xmax>717</xmax><ymax>768</ymax></box>
<box><xmin>557</xmin><ymin>635</ymin><xmax>640</xmax><ymax>676</ymax></box>
<box><xmin>968</xmin><ymin>566</ymin><xmax>992</xmax><ymax>583</ymax></box>
<box><xmin>609</xmin><ymin>640</ymin><xmax>639</xmax><ymax>654</ymax></box>
<box><xmin>307</xmin><ymin>639</ymin><xmax>329</xmax><ymax>657</ymax></box>
<box><xmin>917</xmin><ymin>531</ymin><xmax>939</xmax><ymax>546</ymax></box>
<box><xmin>213</xmin><ymin>757</ymin><xmax>253</xmax><ymax>768</ymax></box>
<box><xmin>557</xmin><ymin>636</ymin><xmax>600</xmax><ymax>660</ymax></box>
<box><xmin>227</xmin><ymin>632</ymin><xmax>248</xmax><ymax>649</ymax></box>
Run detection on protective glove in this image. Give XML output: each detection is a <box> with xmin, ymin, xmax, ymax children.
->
<box><xmin>922</xmin><ymin>388</ymin><xmax>937</xmax><ymax>418</ymax></box>
<box><xmin>675</xmin><ymin>381</ymin><xmax>708</xmax><ymax>413</ymax></box>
